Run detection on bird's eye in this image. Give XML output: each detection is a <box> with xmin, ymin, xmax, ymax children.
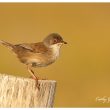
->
<box><xmin>53</xmin><ymin>39</ymin><xmax>57</xmax><ymax>43</ymax></box>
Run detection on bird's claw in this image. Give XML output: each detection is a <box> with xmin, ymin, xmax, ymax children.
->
<box><xmin>29</xmin><ymin>76</ymin><xmax>47</xmax><ymax>80</ymax></box>
<box><xmin>29</xmin><ymin>76</ymin><xmax>40</xmax><ymax>90</ymax></box>
<box><xmin>29</xmin><ymin>76</ymin><xmax>47</xmax><ymax>90</ymax></box>
<box><xmin>35</xmin><ymin>80</ymin><xmax>40</xmax><ymax>90</ymax></box>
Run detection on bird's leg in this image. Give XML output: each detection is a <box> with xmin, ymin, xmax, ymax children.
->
<box><xmin>27</xmin><ymin>66</ymin><xmax>38</xmax><ymax>80</ymax></box>
<box><xmin>27</xmin><ymin>66</ymin><xmax>47</xmax><ymax>80</ymax></box>
<box><xmin>27</xmin><ymin>64</ymin><xmax>40</xmax><ymax>89</ymax></box>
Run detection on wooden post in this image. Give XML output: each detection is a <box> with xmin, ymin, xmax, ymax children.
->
<box><xmin>0</xmin><ymin>74</ymin><xmax>56</xmax><ymax>108</ymax></box>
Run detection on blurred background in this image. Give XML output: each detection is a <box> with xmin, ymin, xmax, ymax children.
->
<box><xmin>0</xmin><ymin>3</ymin><xmax>110</xmax><ymax>107</ymax></box>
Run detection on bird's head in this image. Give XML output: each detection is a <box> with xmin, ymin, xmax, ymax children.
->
<box><xmin>43</xmin><ymin>33</ymin><xmax>67</xmax><ymax>48</ymax></box>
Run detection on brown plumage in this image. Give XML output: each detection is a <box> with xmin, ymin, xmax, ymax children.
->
<box><xmin>0</xmin><ymin>33</ymin><xmax>67</xmax><ymax>88</ymax></box>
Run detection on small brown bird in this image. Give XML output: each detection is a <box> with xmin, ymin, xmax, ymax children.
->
<box><xmin>0</xmin><ymin>33</ymin><xmax>67</xmax><ymax>87</ymax></box>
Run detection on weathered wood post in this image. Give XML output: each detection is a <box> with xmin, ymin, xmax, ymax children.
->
<box><xmin>0</xmin><ymin>74</ymin><xmax>56</xmax><ymax>107</ymax></box>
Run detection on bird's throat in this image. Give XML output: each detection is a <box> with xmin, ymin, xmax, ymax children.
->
<box><xmin>50</xmin><ymin>43</ymin><xmax>62</xmax><ymax>59</ymax></box>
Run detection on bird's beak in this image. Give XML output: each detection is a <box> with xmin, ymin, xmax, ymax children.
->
<box><xmin>62</xmin><ymin>41</ymin><xmax>67</xmax><ymax>44</ymax></box>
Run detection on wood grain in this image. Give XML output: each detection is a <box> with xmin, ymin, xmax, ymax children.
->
<box><xmin>0</xmin><ymin>74</ymin><xmax>56</xmax><ymax>108</ymax></box>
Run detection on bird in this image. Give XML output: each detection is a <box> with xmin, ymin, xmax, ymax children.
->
<box><xmin>0</xmin><ymin>33</ymin><xmax>67</xmax><ymax>88</ymax></box>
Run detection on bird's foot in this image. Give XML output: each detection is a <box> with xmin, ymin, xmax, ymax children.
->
<box><xmin>29</xmin><ymin>76</ymin><xmax>47</xmax><ymax>80</ymax></box>
<box><xmin>29</xmin><ymin>76</ymin><xmax>40</xmax><ymax>79</ymax></box>
<box><xmin>35</xmin><ymin>80</ymin><xmax>40</xmax><ymax>90</ymax></box>
<box><xmin>29</xmin><ymin>76</ymin><xmax>48</xmax><ymax>90</ymax></box>
<box><xmin>29</xmin><ymin>76</ymin><xmax>40</xmax><ymax>90</ymax></box>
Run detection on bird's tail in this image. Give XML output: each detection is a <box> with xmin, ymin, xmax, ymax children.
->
<box><xmin>0</xmin><ymin>40</ymin><xmax>14</xmax><ymax>49</ymax></box>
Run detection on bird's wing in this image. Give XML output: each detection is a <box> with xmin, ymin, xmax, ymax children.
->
<box><xmin>14</xmin><ymin>42</ymin><xmax>48</xmax><ymax>53</ymax></box>
<box><xmin>31</xmin><ymin>42</ymin><xmax>48</xmax><ymax>53</ymax></box>
<box><xmin>16</xmin><ymin>43</ymin><xmax>33</xmax><ymax>51</ymax></box>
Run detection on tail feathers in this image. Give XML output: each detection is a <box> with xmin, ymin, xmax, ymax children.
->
<box><xmin>0</xmin><ymin>40</ymin><xmax>14</xmax><ymax>49</ymax></box>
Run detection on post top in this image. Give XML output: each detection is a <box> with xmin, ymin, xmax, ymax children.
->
<box><xmin>0</xmin><ymin>73</ymin><xmax>56</xmax><ymax>83</ymax></box>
